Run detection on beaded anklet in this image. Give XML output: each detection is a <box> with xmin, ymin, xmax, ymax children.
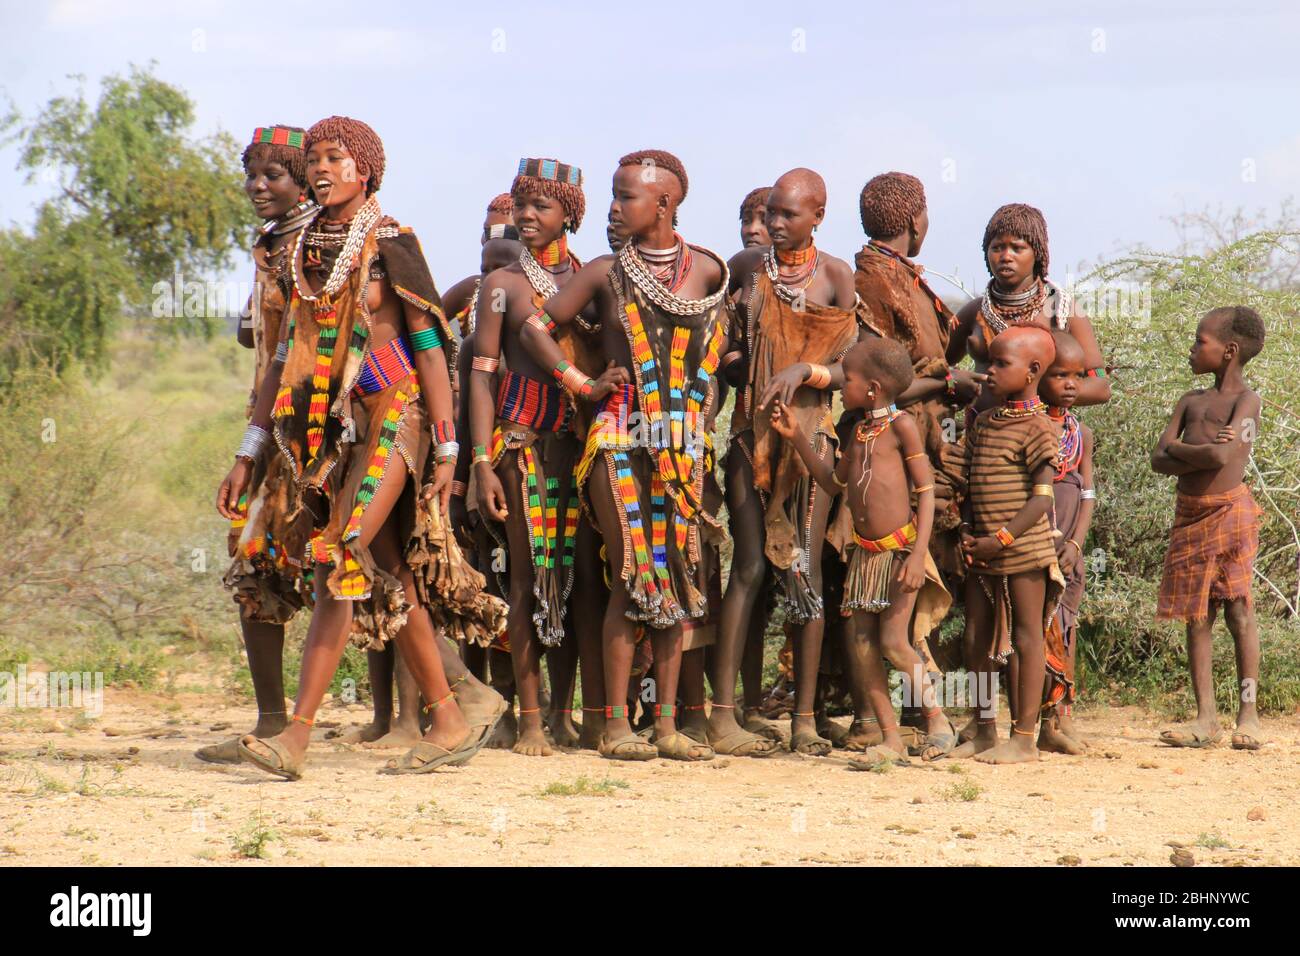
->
<box><xmin>290</xmin><ymin>713</ymin><xmax>314</xmax><ymax>727</ymax></box>
<box><xmin>422</xmin><ymin>691</ymin><xmax>456</xmax><ymax>714</ymax></box>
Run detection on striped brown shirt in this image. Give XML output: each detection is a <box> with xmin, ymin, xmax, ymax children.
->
<box><xmin>962</xmin><ymin>408</ymin><xmax>1061</xmax><ymax>575</ymax></box>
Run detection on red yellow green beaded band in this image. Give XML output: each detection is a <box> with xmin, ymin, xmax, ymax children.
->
<box><xmin>1086</xmin><ymin>367</ymin><xmax>1107</xmax><ymax>379</ymax></box>
<box><xmin>251</xmin><ymin>126</ymin><xmax>306</xmax><ymax>149</ymax></box>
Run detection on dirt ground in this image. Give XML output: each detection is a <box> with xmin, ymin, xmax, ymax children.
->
<box><xmin>2</xmin><ymin>688</ymin><xmax>1297</xmax><ymax>867</ymax></box>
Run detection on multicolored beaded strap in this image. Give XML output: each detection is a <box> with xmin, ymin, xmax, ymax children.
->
<box><xmin>1050</xmin><ymin>408</ymin><xmax>1082</xmax><ymax>479</ymax></box>
<box><xmin>342</xmin><ymin>379</ymin><xmax>419</xmax><ymax>543</ymax></box>
<box><xmin>517</xmin><ymin>157</ymin><xmax>583</xmax><ymax>186</ymax></box>
<box><xmin>251</xmin><ymin>126</ymin><xmax>306</xmax><ymax>149</ymax></box>
<box><xmin>305</xmin><ymin>300</ymin><xmax>338</xmax><ymax>463</ymax></box>
<box><xmin>1085</xmin><ymin>366</ymin><xmax>1107</xmax><ymax>379</ymax></box>
<box><xmin>536</xmin><ymin>236</ymin><xmax>568</xmax><ymax>268</ymax></box>
<box><xmin>352</xmin><ymin>336</ymin><xmax>414</xmax><ymax>395</ymax></box>
<box><xmin>854</xmin><ymin>520</ymin><xmax>917</xmax><ymax>553</ymax></box>
<box><xmin>498</xmin><ymin>371</ymin><xmax>569</xmax><ymax>431</ymax></box>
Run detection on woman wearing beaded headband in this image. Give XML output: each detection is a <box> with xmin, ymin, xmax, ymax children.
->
<box><xmin>216</xmin><ymin>116</ymin><xmax>507</xmax><ymax>779</ymax></box>
<box><xmin>467</xmin><ymin>156</ymin><xmax>616</xmax><ymax>757</ymax></box>
<box><xmin>201</xmin><ymin>125</ymin><xmax>315</xmax><ymax>766</ymax></box>
<box><xmin>947</xmin><ymin>203</ymin><xmax>1112</xmax><ymax>417</ymax></box>
<box><xmin>516</xmin><ymin>149</ymin><xmax>729</xmax><ymax>763</ymax></box>
<box><xmin>713</xmin><ymin>168</ymin><xmax>859</xmax><ymax>758</ymax></box>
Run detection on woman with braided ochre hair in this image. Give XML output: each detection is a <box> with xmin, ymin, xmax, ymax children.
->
<box><xmin>202</xmin><ymin>125</ymin><xmax>316</xmax><ymax>766</ymax></box>
<box><xmin>947</xmin><ymin>203</ymin><xmax>1111</xmax><ymax>415</ymax></box>
<box><xmin>469</xmin><ymin>157</ymin><xmax>619</xmax><ymax>757</ymax></box>
<box><xmin>217</xmin><ymin>116</ymin><xmax>507</xmax><ymax>779</ymax></box>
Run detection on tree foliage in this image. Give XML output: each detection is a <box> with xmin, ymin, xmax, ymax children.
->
<box><xmin>0</xmin><ymin>63</ymin><xmax>253</xmax><ymax>380</ymax></box>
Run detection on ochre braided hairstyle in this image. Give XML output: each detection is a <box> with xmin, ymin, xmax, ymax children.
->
<box><xmin>241</xmin><ymin>125</ymin><xmax>309</xmax><ymax>190</ymax></box>
<box><xmin>739</xmin><ymin>186</ymin><xmax>771</xmax><ymax>220</ymax></box>
<box><xmin>618</xmin><ymin>149</ymin><xmax>689</xmax><ymax>202</ymax></box>
<box><xmin>983</xmin><ymin>203</ymin><xmax>1049</xmax><ymax>277</ymax></box>
<box><xmin>306</xmin><ymin>116</ymin><xmax>386</xmax><ymax>195</ymax></box>
<box><xmin>487</xmin><ymin>193</ymin><xmax>515</xmax><ymax>216</ymax></box>
<box><xmin>859</xmin><ymin>172</ymin><xmax>925</xmax><ymax>239</ymax></box>
<box><xmin>511</xmin><ymin>160</ymin><xmax>586</xmax><ymax>232</ymax></box>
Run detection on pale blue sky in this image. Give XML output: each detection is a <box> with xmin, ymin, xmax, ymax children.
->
<box><xmin>2</xmin><ymin>0</ymin><xmax>1298</xmax><ymax>294</ymax></box>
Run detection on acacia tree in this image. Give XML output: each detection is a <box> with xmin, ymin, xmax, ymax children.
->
<box><xmin>0</xmin><ymin>63</ymin><xmax>253</xmax><ymax>379</ymax></box>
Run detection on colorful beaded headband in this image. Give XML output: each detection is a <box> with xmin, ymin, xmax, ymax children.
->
<box><xmin>517</xmin><ymin>157</ymin><xmax>582</xmax><ymax>187</ymax></box>
<box><xmin>251</xmin><ymin>127</ymin><xmax>306</xmax><ymax>149</ymax></box>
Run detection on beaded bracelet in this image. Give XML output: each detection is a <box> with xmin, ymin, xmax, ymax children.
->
<box><xmin>235</xmin><ymin>424</ymin><xmax>271</xmax><ymax>462</ymax></box>
<box><xmin>553</xmin><ymin>360</ymin><xmax>594</xmax><ymax>398</ymax></box>
<box><xmin>435</xmin><ymin>441</ymin><xmax>460</xmax><ymax>464</ymax></box>
<box><xmin>995</xmin><ymin>527</ymin><xmax>1015</xmax><ymax>548</ymax></box>
<box><xmin>410</xmin><ymin>326</ymin><xmax>443</xmax><ymax>352</ymax></box>
<box><xmin>526</xmin><ymin>309</ymin><xmax>557</xmax><ymax>336</ymax></box>
<box><xmin>945</xmin><ymin>369</ymin><xmax>957</xmax><ymax>400</ymax></box>
<box><xmin>471</xmin><ymin>356</ymin><xmax>499</xmax><ymax>374</ymax></box>
<box><xmin>432</xmin><ymin>420</ymin><xmax>456</xmax><ymax>445</ymax></box>
<box><xmin>472</xmin><ymin>443</ymin><xmax>491</xmax><ymax>467</ymax></box>
<box><xmin>1085</xmin><ymin>367</ymin><xmax>1107</xmax><ymax>379</ymax></box>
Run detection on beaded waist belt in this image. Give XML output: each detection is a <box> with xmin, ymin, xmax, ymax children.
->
<box><xmin>854</xmin><ymin>520</ymin><xmax>917</xmax><ymax>553</ymax></box>
<box><xmin>353</xmin><ymin>336</ymin><xmax>414</xmax><ymax>395</ymax></box>
<box><xmin>496</xmin><ymin>369</ymin><xmax>569</xmax><ymax>432</ymax></box>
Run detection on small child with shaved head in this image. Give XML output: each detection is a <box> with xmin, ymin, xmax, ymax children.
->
<box><xmin>953</xmin><ymin>325</ymin><xmax>1066</xmax><ymax>764</ymax></box>
<box><xmin>771</xmin><ymin>338</ymin><xmax>954</xmax><ymax>766</ymax></box>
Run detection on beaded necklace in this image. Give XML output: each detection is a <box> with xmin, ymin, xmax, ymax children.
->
<box><xmin>993</xmin><ymin>396</ymin><xmax>1047</xmax><ymax>420</ymax></box>
<box><xmin>535</xmin><ymin>236</ymin><xmax>568</xmax><ymax>269</ymax></box>
<box><xmin>763</xmin><ymin>244</ymin><xmax>819</xmax><ymax>304</ymax></box>
<box><xmin>519</xmin><ymin>249</ymin><xmax>560</xmax><ymax>299</ymax></box>
<box><xmin>980</xmin><ymin>278</ymin><xmax>1046</xmax><ymax>334</ymax></box>
<box><xmin>619</xmin><ymin>239</ymin><xmax>725</xmax><ymax>316</ymax></box>
<box><xmin>1049</xmin><ymin>406</ymin><xmax>1082</xmax><ymax>478</ymax></box>
<box><xmin>290</xmin><ymin>196</ymin><xmax>381</xmax><ymax>303</ymax></box>
<box><xmin>260</xmin><ymin>199</ymin><xmax>319</xmax><ymax>237</ymax></box>
<box><xmin>854</xmin><ymin>407</ymin><xmax>904</xmax><ymax>505</ymax></box>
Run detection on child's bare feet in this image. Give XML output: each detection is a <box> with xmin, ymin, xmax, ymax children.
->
<box><xmin>948</xmin><ymin>720</ymin><xmax>999</xmax><ymax>759</ymax></box>
<box><xmin>363</xmin><ymin>723</ymin><xmax>422</xmax><ymax>749</ymax></box>
<box><xmin>1036</xmin><ymin>715</ymin><xmax>1086</xmax><ymax>755</ymax></box>
<box><xmin>578</xmin><ymin>710</ymin><xmax>605</xmax><ymax>750</ymax></box>
<box><xmin>816</xmin><ymin>713</ymin><xmax>850</xmax><ymax>747</ymax></box>
<box><xmin>545</xmin><ymin>708</ymin><xmax>580</xmax><ymax>749</ymax></box>
<box><xmin>974</xmin><ymin>730</ymin><xmax>1039</xmax><ymax>764</ymax></box>
<box><xmin>342</xmin><ymin>720</ymin><xmax>389</xmax><ymax>745</ymax></box>
<box><xmin>487</xmin><ymin>709</ymin><xmax>518</xmax><ymax>749</ymax></box>
<box><xmin>512</xmin><ymin>711</ymin><xmax>554</xmax><ymax>757</ymax></box>
<box><xmin>1055</xmin><ymin>710</ymin><xmax>1088</xmax><ymax>749</ymax></box>
<box><xmin>841</xmin><ymin>717</ymin><xmax>884</xmax><ymax>751</ymax></box>
<box><xmin>956</xmin><ymin>715</ymin><xmax>979</xmax><ymax>744</ymax></box>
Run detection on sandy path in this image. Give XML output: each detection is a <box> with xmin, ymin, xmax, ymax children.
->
<box><xmin>2</xmin><ymin>690</ymin><xmax>1297</xmax><ymax>866</ymax></box>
